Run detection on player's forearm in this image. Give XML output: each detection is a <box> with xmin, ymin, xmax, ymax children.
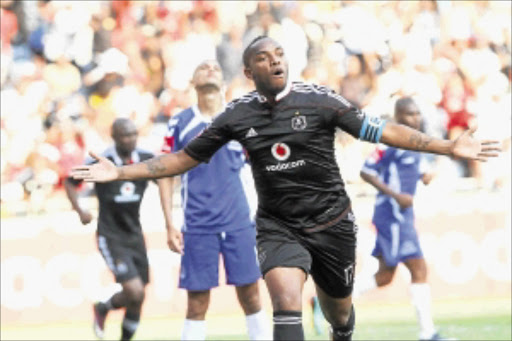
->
<box><xmin>360</xmin><ymin>171</ymin><xmax>399</xmax><ymax>198</ymax></box>
<box><xmin>380</xmin><ymin>122</ymin><xmax>453</xmax><ymax>156</ymax></box>
<box><xmin>64</xmin><ymin>179</ymin><xmax>85</xmax><ymax>214</ymax></box>
<box><xmin>118</xmin><ymin>150</ymin><xmax>198</xmax><ymax>181</ymax></box>
<box><xmin>157</xmin><ymin>177</ymin><xmax>175</xmax><ymax>229</ymax></box>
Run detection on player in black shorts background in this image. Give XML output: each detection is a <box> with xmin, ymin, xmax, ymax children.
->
<box><xmin>71</xmin><ymin>37</ymin><xmax>501</xmax><ymax>341</ymax></box>
<box><xmin>65</xmin><ymin>118</ymin><xmax>154</xmax><ymax>340</ymax></box>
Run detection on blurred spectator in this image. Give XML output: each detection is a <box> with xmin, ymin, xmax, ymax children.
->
<box><xmin>216</xmin><ymin>17</ymin><xmax>247</xmax><ymax>83</ymax></box>
<box><xmin>0</xmin><ymin>0</ymin><xmax>510</xmax><ymax>215</ymax></box>
<box><xmin>339</xmin><ymin>54</ymin><xmax>375</xmax><ymax>108</ymax></box>
<box><xmin>0</xmin><ymin>1</ymin><xmax>18</xmax><ymax>53</ymax></box>
<box><xmin>439</xmin><ymin>69</ymin><xmax>475</xmax><ymax>140</ymax></box>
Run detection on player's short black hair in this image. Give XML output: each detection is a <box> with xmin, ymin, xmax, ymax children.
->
<box><xmin>243</xmin><ymin>35</ymin><xmax>269</xmax><ymax>68</ymax></box>
<box><xmin>112</xmin><ymin>117</ymin><xmax>134</xmax><ymax>136</ymax></box>
<box><xmin>394</xmin><ymin>97</ymin><xmax>415</xmax><ymax>114</ymax></box>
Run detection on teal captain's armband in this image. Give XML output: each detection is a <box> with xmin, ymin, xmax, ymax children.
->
<box><xmin>359</xmin><ymin>116</ymin><xmax>387</xmax><ymax>143</ymax></box>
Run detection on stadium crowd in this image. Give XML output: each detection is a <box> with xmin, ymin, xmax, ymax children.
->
<box><xmin>1</xmin><ymin>0</ymin><xmax>510</xmax><ymax>216</ymax></box>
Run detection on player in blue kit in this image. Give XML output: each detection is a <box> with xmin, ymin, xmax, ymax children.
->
<box><xmin>356</xmin><ymin>97</ymin><xmax>453</xmax><ymax>341</ymax></box>
<box><xmin>157</xmin><ymin>60</ymin><xmax>270</xmax><ymax>341</ymax></box>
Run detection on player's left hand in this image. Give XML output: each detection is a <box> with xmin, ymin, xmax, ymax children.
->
<box><xmin>451</xmin><ymin>126</ymin><xmax>501</xmax><ymax>162</ymax></box>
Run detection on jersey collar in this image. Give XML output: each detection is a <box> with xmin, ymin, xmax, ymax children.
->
<box><xmin>111</xmin><ymin>147</ymin><xmax>140</xmax><ymax>166</ymax></box>
<box><xmin>191</xmin><ymin>104</ymin><xmax>225</xmax><ymax>123</ymax></box>
<box><xmin>257</xmin><ymin>80</ymin><xmax>292</xmax><ymax>104</ymax></box>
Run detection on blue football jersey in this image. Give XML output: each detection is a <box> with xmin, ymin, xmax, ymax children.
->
<box><xmin>361</xmin><ymin>145</ymin><xmax>427</xmax><ymax>225</ymax></box>
<box><xmin>162</xmin><ymin>106</ymin><xmax>254</xmax><ymax>234</ymax></box>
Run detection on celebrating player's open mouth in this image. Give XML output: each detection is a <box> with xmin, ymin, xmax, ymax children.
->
<box><xmin>271</xmin><ymin>67</ymin><xmax>285</xmax><ymax>79</ymax></box>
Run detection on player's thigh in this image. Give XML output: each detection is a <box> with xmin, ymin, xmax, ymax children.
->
<box><xmin>256</xmin><ymin>223</ymin><xmax>312</xmax><ymax>280</ymax></box>
<box><xmin>179</xmin><ymin>233</ymin><xmax>221</xmax><ymax>291</ymax></box>
<box><xmin>129</xmin><ymin>239</ymin><xmax>150</xmax><ymax>285</ymax></box>
<box><xmin>265</xmin><ymin>266</ymin><xmax>307</xmax><ymax>311</ymax></box>
<box><xmin>304</xmin><ymin>214</ymin><xmax>357</xmax><ymax>299</ymax></box>
<box><xmin>221</xmin><ymin>228</ymin><xmax>261</xmax><ymax>286</ymax></box>
<box><xmin>403</xmin><ymin>257</ymin><xmax>427</xmax><ymax>282</ymax></box>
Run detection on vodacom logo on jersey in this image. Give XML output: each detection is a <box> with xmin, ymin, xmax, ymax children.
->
<box><xmin>267</xmin><ymin>142</ymin><xmax>306</xmax><ymax>172</ymax></box>
<box><xmin>271</xmin><ymin>142</ymin><xmax>291</xmax><ymax>161</ymax></box>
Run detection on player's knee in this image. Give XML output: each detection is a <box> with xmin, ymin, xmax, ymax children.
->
<box><xmin>375</xmin><ymin>271</ymin><xmax>394</xmax><ymax>286</ymax></box>
<box><xmin>411</xmin><ymin>268</ymin><xmax>427</xmax><ymax>283</ymax></box>
<box><xmin>237</xmin><ymin>283</ymin><xmax>261</xmax><ymax>309</ymax></box>
<box><xmin>239</xmin><ymin>292</ymin><xmax>261</xmax><ymax>313</ymax></box>
<box><xmin>125</xmin><ymin>287</ymin><xmax>145</xmax><ymax>307</ymax></box>
<box><xmin>322</xmin><ymin>301</ymin><xmax>352</xmax><ymax>327</ymax></box>
<box><xmin>271</xmin><ymin>291</ymin><xmax>302</xmax><ymax>311</ymax></box>
<box><xmin>186</xmin><ymin>292</ymin><xmax>210</xmax><ymax>318</ymax></box>
<box><xmin>186</xmin><ymin>302</ymin><xmax>208</xmax><ymax>319</ymax></box>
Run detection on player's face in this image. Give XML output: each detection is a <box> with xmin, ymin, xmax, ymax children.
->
<box><xmin>114</xmin><ymin>123</ymin><xmax>138</xmax><ymax>155</ymax></box>
<box><xmin>192</xmin><ymin>60</ymin><xmax>223</xmax><ymax>90</ymax></box>
<box><xmin>396</xmin><ymin>103</ymin><xmax>421</xmax><ymax>131</ymax></box>
<box><xmin>244</xmin><ymin>38</ymin><xmax>288</xmax><ymax>96</ymax></box>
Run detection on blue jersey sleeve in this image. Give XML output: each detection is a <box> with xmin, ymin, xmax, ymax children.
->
<box><xmin>184</xmin><ymin>109</ymin><xmax>234</xmax><ymax>163</ymax></box>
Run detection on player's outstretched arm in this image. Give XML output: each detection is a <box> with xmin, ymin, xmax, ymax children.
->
<box><xmin>71</xmin><ymin>150</ymin><xmax>200</xmax><ymax>182</ymax></box>
<box><xmin>380</xmin><ymin>123</ymin><xmax>501</xmax><ymax>161</ymax></box>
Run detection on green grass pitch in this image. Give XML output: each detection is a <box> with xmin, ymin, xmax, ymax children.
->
<box><xmin>1</xmin><ymin>297</ymin><xmax>510</xmax><ymax>340</ymax></box>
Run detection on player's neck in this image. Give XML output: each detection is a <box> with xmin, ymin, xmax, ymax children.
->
<box><xmin>197</xmin><ymin>91</ymin><xmax>223</xmax><ymax>117</ymax></box>
<box><xmin>115</xmin><ymin>146</ymin><xmax>132</xmax><ymax>163</ymax></box>
<box><xmin>256</xmin><ymin>86</ymin><xmax>278</xmax><ymax>106</ymax></box>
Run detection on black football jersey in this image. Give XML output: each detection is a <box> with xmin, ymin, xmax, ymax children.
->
<box><xmin>185</xmin><ymin>81</ymin><xmax>386</xmax><ymax>229</ymax></box>
<box><xmin>70</xmin><ymin>147</ymin><xmax>154</xmax><ymax>241</ymax></box>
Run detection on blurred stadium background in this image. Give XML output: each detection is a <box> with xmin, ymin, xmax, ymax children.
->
<box><xmin>1</xmin><ymin>1</ymin><xmax>510</xmax><ymax>340</ymax></box>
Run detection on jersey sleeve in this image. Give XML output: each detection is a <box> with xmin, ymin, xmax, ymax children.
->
<box><xmin>361</xmin><ymin>145</ymin><xmax>393</xmax><ymax>177</ymax></box>
<box><xmin>319</xmin><ymin>86</ymin><xmax>387</xmax><ymax>143</ymax></box>
<box><xmin>161</xmin><ymin>117</ymin><xmax>181</xmax><ymax>153</ymax></box>
<box><xmin>184</xmin><ymin>109</ymin><xmax>233</xmax><ymax>163</ymax></box>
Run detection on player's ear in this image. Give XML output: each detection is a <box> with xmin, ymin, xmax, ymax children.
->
<box><xmin>244</xmin><ymin>67</ymin><xmax>253</xmax><ymax>80</ymax></box>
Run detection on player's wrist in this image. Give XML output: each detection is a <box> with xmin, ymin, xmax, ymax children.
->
<box><xmin>447</xmin><ymin>140</ymin><xmax>456</xmax><ymax>158</ymax></box>
<box><xmin>116</xmin><ymin>167</ymin><xmax>124</xmax><ymax>180</ymax></box>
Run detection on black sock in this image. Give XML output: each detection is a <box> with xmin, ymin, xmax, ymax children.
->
<box><xmin>331</xmin><ymin>305</ymin><xmax>355</xmax><ymax>341</ymax></box>
<box><xmin>121</xmin><ymin>310</ymin><xmax>140</xmax><ymax>341</ymax></box>
<box><xmin>273</xmin><ymin>310</ymin><xmax>304</xmax><ymax>341</ymax></box>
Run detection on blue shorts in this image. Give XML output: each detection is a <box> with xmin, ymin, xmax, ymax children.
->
<box><xmin>179</xmin><ymin>228</ymin><xmax>261</xmax><ymax>291</ymax></box>
<box><xmin>371</xmin><ymin>220</ymin><xmax>423</xmax><ymax>267</ymax></box>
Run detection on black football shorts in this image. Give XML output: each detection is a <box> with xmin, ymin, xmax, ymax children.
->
<box><xmin>256</xmin><ymin>207</ymin><xmax>357</xmax><ymax>298</ymax></box>
<box><xmin>96</xmin><ymin>234</ymin><xmax>150</xmax><ymax>284</ymax></box>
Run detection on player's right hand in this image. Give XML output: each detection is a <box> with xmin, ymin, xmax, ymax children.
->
<box><xmin>79</xmin><ymin>211</ymin><xmax>93</xmax><ymax>225</ymax></box>
<box><xmin>394</xmin><ymin>193</ymin><xmax>413</xmax><ymax>209</ymax></box>
<box><xmin>167</xmin><ymin>226</ymin><xmax>183</xmax><ymax>255</ymax></box>
<box><xmin>71</xmin><ymin>151</ymin><xmax>118</xmax><ymax>183</ymax></box>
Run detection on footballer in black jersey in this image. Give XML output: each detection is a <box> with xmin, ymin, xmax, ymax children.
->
<box><xmin>71</xmin><ymin>37</ymin><xmax>501</xmax><ymax>341</ymax></box>
<box><xmin>65</xmin><ymin>119</ymin><xmax>153</xmax><ymax>340</ymax></box>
